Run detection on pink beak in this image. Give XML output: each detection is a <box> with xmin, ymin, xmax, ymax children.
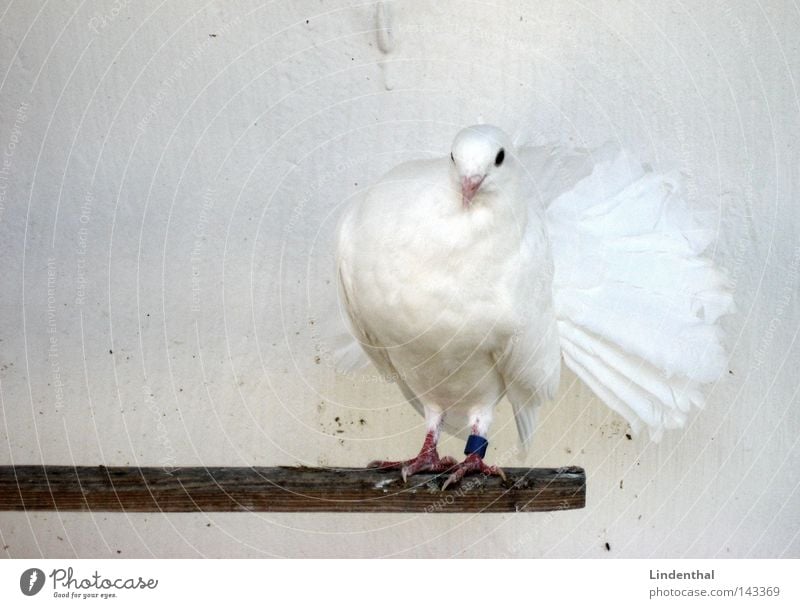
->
<box><xmin>461</xmin><ymin>174</ymin><xmax>485</xmax><ymax>206</ymax></box>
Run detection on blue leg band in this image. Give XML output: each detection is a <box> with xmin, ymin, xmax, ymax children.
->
<box><xmin>464</xmin><ymin>435</ymin><xmax>488</xmax><ymax>458</ymax></box>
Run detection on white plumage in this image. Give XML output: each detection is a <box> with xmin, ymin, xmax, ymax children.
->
<box><xmin>334</xmin><ymin>125</ymin><xmax>732</xmax><ymax>484</ymax></box>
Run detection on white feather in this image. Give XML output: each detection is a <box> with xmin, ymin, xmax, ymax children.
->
<box><xmin>544</xmin><ymin>148</ymin><xmax>734</xmax><ymax>440</ymax></box>
<box><xmin>332</xmin><ymin>126</ymin><xmax>733</xmax><ymax>451</ymax></box>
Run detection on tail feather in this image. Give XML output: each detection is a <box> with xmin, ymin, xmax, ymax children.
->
<box><xmin>548</xmin><ymin>150</ymin><xmax>733</xmax><ymax>440</ymax></box>
<box><xmin>558</xmin><ymin>323</ymin><xmax>696</xmax><ymax>414</ymax></box>
<box><xmin>510</xmin><ymin>396</ymin><xmax>539</xmax><ymax>452</ymax></box>
<box><xmin>561</xmin><ymin>350</ymin><xmax>647</xmax><ymax>436</ymax></box>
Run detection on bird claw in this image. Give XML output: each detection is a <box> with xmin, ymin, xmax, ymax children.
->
<box><xmin>441</xmin><ymin>454</ymin><xmax>505</xmax><ymax>490</ymax></box>
<box><xmin>368</xmin><ymin>452</ymin><xmax>457</xmax><ymax>482</ymax></box>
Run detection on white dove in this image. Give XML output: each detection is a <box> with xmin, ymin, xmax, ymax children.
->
<box><xmin>335</xmin><ymin>125</ymin><xmax>732</xmax><ymax>489</ymax></box>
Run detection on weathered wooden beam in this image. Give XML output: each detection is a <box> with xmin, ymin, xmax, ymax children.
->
<box><xmin>0</xmin><ymin>465</ymin><xmax>585</xmax><ymax>513</ymax></box>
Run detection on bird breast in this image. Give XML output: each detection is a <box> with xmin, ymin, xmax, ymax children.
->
<box><xmin>340</xmin><ymin>190</ymin><xmax>528</xmax><ymax>359</ymax></box>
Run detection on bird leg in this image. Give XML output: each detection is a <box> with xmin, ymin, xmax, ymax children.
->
<box><xmin>368</xmin><ymin>429</ymin><xmax>457</xmax><ymax>482</ymax></box>
<box><xmin>441</xmin><ymin>434</ymin><xmax>506</xmax><ymax>490</ymax></box>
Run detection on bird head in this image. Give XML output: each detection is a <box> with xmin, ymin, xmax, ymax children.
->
<box><xmin>450</xmin><ymin>125</ymin><xmax>514</xmax><ymax>208</ymax></box>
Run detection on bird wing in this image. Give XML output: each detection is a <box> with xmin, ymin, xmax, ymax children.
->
<box><xmin>335</xmin><ymin>215</ymin><xmax>432</xmax><ymax>424</ymax></box>
<box><xmin>495</xmin><ymin>144</ymin><xmax>613</xmax><ymax>448</ymax></box>
<box><xmin>335</xmin><ymin>232</ymin><xmax>398</xmax><ymax>381</ymax></box>
<box><xmin>494</xmin><ymin>303</ymin><xmax>562</xmax><ymax>449</ymax></box>
<box><xmin>545</xmin><ymin>150</ymin><xmax>734</xmax><ymax>440</ymax></box>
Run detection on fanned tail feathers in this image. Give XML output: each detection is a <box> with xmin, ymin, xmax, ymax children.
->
<box><xmin>547</xmin><ymin>151</ymin><xmax>733</xmax><ymax>440</ymax></box>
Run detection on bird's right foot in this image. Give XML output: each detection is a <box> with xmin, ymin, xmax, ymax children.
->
<box><xmin>368</xmin><ymin>450</ymin><xmax>457</xmax><ymax>482</ymax></box>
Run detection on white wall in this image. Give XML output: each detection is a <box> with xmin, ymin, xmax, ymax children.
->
<box><xmin>0</xmin><ymin>0</ymin><xmax>798</xmax><ymax>558</ymax></box>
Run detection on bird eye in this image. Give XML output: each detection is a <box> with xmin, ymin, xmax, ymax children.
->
<box><xmin>495</xmin><ymin>148</ymin><xmax>505</xmax><ymax>166</ymax></box>
<box><xmin>450</xmin><ymin>152</ymin><xmax>455</xmax><ymax>163</ymax></box>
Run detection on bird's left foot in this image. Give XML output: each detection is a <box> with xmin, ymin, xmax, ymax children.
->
<box><xmin>368</xmin><ymin>450</ymin><xmax>457</xmax><ymax>482</ymax></box>
<box><xmin>441</xmin><ymin>453</ymin><xmax>506</xmax><ymax>490</ymax></box>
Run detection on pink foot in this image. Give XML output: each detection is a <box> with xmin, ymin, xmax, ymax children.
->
<box><xmin>369</xmin><ymin>450</ymin><xmax>457</xmax><ymax>482</ymax></box>
<box><xmin>441</xmin><ymin>453</ymin><xmax>506</xmax><ymax>490</ymax></box>
<box><xmin>368</xmin><ymin>430</ymin><xmax>456</xmax><ymax>482</ymax></box>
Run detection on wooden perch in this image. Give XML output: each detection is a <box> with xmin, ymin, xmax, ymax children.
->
<box><xmin>0</xmin><ymin>465</ymin><xmax>585</xmax><ymax>513</ymax></box>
